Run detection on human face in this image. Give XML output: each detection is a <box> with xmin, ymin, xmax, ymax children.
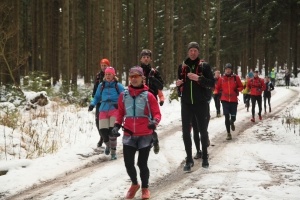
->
<box><xmin>188</xmin><ymin>48</ymin><xmax>199</xmax><ymax>60</ymax></box>
<box><xmin>140</xmin><ymin>56</ymin><xmax>152</xmax><ymax>65</ymax></box>
<box><xmin>214</xmin><ymin>71</ymin><xmax>220</xmax><ymax>78</ymax></box>
<box><xmin>129</xmin><ymin>73</ymin><xmax>143</xmax><ymax>87</ymax></box>
<box><xmin>100</xmin><ymin>63</ymin><xmax>108</xmax><ymax>72</ymax></box>
<box><xmin>254</xmin><ymin>72</ymin><xmax>259</xmax><ymax>77</ymax></box>
<box><xmin>224</xmin><ymin>68</ymin><xmax>232</xmax><ymax>75</ymax></box>
<box><xmin>105</xmin><ymin>73</ymin><xmax>114</xmax><ymax>82</ymax></box>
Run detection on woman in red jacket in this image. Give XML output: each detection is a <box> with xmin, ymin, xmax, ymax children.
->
<box><xmin>215</xmin><ymin>63</ymin><xmax>243</xmax><ymax>140</ymax></box>
<box><xmin>111</xmin><ymin>66</ymin><xmax>161</xmax><ymax>200</ymax></box>
<box><xmin>247</xmin><ymin>70</ymin><xmax>266</xmax><ymax>122</ymax></box>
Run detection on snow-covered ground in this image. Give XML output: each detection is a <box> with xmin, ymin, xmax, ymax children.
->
<box><xmin>1</xmin><ymin>86</ymin><xmax>300</xmax><ymax>200</ymax></box>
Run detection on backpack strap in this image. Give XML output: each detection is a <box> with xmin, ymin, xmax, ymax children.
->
<box><xmin>100</xmin><ymin>81</ymin><xmax>120</xmax><ymax>95</ymax></box>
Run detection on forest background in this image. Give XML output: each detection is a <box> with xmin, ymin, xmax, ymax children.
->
<box><xmin>0</xmin><ymin>0</ymin><xmax>299</xmax><ymax>91</ymax></box>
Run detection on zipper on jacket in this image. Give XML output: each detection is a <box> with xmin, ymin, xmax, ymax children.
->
<box><xmin>227</xmin><ymin>78</ymin><xmax>231</xmax><ymax>102</ymax></box>
<box><xmin>190</xmin><ymin>65</ymin><xmax>194</xmax><ymax>104</ymax></box>
<box><xmin>133</xmin><ymin>92</ymin><xmax>136</xmax><ymax>134</ymax></box>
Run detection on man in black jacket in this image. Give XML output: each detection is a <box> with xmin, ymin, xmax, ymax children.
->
<box><xmin>140</xmin><ymin>49</ymin><xmax>164</xmax><ymax>154</ymax></box>
<box><xmin>92</xmin><ymin>58</ymin><xmax>110</xmax><ymax>147</ymax></box>
<box><xmin>176</xmin><ymin>42</ymin><xmax>214</xmax><ymax>171</ymax></box>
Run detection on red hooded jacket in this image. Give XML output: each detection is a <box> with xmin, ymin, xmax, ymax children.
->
<box><xmin>115</xmin><ymin>84</ymin><xmax>161</xmax><ymax>136</ymax></box>
<box><xmin>247</xmin><ymin>77</ymin><xmax>266</xmax><ymax>96</ymax></box>
<box><xmin>215</xmin><ymin>74</ymin><xmax>243</xmax><ymax>103</ymax></box>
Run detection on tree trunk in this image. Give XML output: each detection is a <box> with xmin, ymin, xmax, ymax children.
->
<box><xmin>116</xmin><ymin>0</ymin><xmax>123</xmax><ymax>80</ymax></box>
<box><xmin>133</xmin><ymin>0</ymin><xmax>140</xmax><ymax>64</ymax></box>
<box><xmin>85</xmin><ymin>1</ymin><xmax>93</xmax><ymax>84</ymax></box>
<box><xmin>215</xmin><ymin>0</ymin><xmax>221</xmax><ymax>70</ymax></box>
<box><xmin>204</xmin><ymin>0</ymin><xmax>210</xmax><ymax>62</ymax></box>
<box><xmin>163</xmin><ymin>0</ymin><xmax>174</xmax><ymax>85</ymax></box>
<box><xmin>61</xmin><ymin>0</ymin><xmax>70</xmax><ymax>92</ymax></box>
<box><xmin>148</xmin><ymin>0</ymin><xmax>154</xmax><ymax>63</ymax></box>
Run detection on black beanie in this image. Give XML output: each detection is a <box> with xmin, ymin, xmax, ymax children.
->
<box><xmin>225</xmin><ymin>63</ymin><xmax>233</xmax><ymax>70</ymax></box>
<box><xmin>187</xmin><ymin>42</ymin><xmax>200</xmax><ymax>51</ymax></box>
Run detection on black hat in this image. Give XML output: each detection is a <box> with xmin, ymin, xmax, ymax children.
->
<box><xmin>140</xmin><ymin>49</ymin><xmax>152</xmax><ymax>58</ymax></box>
<box><xmin>225</xmin><ymin>63</ymin><xmax>233</xmax><ymax>70</ymax></box>
<box><xmin>187</xmin><ymin>42</ymin><xmax>200</xmax><ymax>51</ymax></box>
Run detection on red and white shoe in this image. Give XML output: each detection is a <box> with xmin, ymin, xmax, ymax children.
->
<box><xmin>259</xmin><ymin>115</ymin><xmax>262</xmax><ymax>120</ymax></box>
<box><xmin>251</xmin><ymin>118</ymin><xmax>255</xmax><ymax>122</ymax></box>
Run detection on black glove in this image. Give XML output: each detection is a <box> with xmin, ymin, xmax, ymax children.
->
<box><xmin>159</xmin><ymin>101</ymin><xmax>164</xmax><ymax>106</ymax></box>
<box><xmin>111</xmin><ymin>124</ymin><xmax>121</xmax><ymax>137</ymax></box>
<box><xmin>88</xmin><ymin>105</ymin><xmax>94</xmax><ymax>111</ymax></box>
<box><xmin>148</xmin><ymin>120</ymin><xmax>157</xmax><ymax>130</ymax></box>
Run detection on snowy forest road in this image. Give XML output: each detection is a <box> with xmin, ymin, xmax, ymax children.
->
<box><xmin>5</xmin><ymin>88</ymin><xmax>300</xmax><ymax>200</ymax></box>
<box><xmin>150</xmin><ymin>89</ymin><xmax>298</xmax><ymax>199</ymax></box>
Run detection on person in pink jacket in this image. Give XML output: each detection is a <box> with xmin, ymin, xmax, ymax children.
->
<box><xmin>111</xmin><ymin>66</ymin><xmax>161</xmax><ymax>200</ymax></box>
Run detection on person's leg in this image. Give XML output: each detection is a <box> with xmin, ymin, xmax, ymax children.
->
<box><xmin>245</xmin><ymin>94</ymin><xmax>250</xmax><ymax>111</ymax></box>
<box><xmin>213</xmin><ymin>95</ymin><xmax>220</xmax><ymax>116</ymax></box>
<box><xmin>192</xmin><ymin>115</ymin><xmax>200</xmax><ymax>152</ymax></box>
<box><xmin>181</xmin><ymin>102</ymin><xmax>193</xmax><ymax>162</ymax></box>
<box><xmin>109</xmin><ymin>130</ymin><xmax>117</xmax><ymax>159</ymax></box>
<box><xmin>108</xmin><ymin>113</ymin><xmax>118</xmax><ymax>159</ymax></box>
<box><xmin>224</xmin><ymin>114</ymin><xmax>231</xmax><ymax>133</ymax></box>
<box><xmin>222</xmin><ymin>101</ymin><xmax>230</xmax><ymax>133</ymax></box>
<box><xmin>123</xmin><ymin>145</ymin><xmax>140</xmax><ymax>199</ymax></box>
<box><xmin>194</xmin><ymin>102</ymin><xmax>209</xmax><ymax>167</ymax></box>
<box><xmin>251</xmin><ymin>96</ymin><xmax>256</xmax><ymax>119</ymax></box>
<box><xmin>95</xmin><ymin>103</ymin><xmax>103</xmax><ymax>147</ymax></box>
<box><xmin>99</xmin><ymin>115</ymin><xmax>110</xmax><ymax>155</ymax></box>
<box><xmin>137</xmin><ymin>146</ymin><xmax>151</xmax><ymax>189</ymax></box>
<box><xmin>206</xmin><ymin>102</ymin><xmax>211</xmax><ymax>146</ymax></box>
<box><xmin>229</xmin><ymin>102</ymin><xmax>238</xmax><ymax>132</ymax></box>
<box><xmin>263</xmin><ymin>96</ymin><xmax>267</xmax><ymax>113</ymax></box>
<box><xmin>268</xmin><ymin>96</ymin><xmax>271</xmax><ymax>112</ymax></box>
<box><xmin>123</xmin><ymin>145</ymin><xmax>138</xmax><ymax>184</ymax></box>
<box><xmin>257</xmin><ymin>96</ymin><xmax>262</xmax><ymax>118</ymax></box>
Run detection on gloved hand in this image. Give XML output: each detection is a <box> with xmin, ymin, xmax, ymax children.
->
<box><xmin>88</xmin><ymin>105</ymin><xmax>94</xmax><ymax>111</ymax></box>
<box><xmin>159</xmin><ymin>101</ymin><xmax>164</xmax><ymax>106</ymax></box>
<box><xmin>111</xmin><ymin>124</ymin><xmax>121</xmax><ymax>137</ymax></box>
<box><xmin>148</xmin><ymin>120</ymin><xmax>157</xmax><ymax>130</ymax></box>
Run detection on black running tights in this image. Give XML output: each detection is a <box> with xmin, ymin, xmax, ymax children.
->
<box><xmin>123</xmin><ymin>145</ymin><xmax>151</xmax><ymax>188</ymax></box>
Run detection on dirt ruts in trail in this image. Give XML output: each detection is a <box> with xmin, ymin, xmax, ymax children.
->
<box><xmin>149</xmin><ymin>89</ymin><xmax>298</xmax><ymax>199</ymax></box>
<box><xmin>5</xmin><ymin>89</ymin><xmax>298</xmax><ymax>200</ymax></box>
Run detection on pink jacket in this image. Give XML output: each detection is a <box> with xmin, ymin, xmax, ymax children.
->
<box><xmin>116</xmin><ymin>85</ymin><xmax>161</xmax><ymax>136</ymax></box>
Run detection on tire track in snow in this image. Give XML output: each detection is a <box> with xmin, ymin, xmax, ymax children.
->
<box><xmin>149</xmin><ymin>88</ymin><xmax>298</xmax><ymax>199</ymax></box>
